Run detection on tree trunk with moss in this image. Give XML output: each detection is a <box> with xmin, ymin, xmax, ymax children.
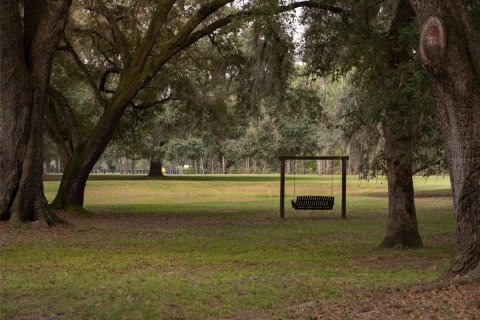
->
<box><xmin>409</xmin><ymin>0</ymin><xmax>480</xmax><ymax>275</ymax></box>
<box><xmin>0</xmin><ymin>0</ymin><xmax>72</xmax><ymax>224</ymax></box>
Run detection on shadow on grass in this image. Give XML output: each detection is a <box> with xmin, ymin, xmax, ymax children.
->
<box><xmin>364</xmin><ymin>188</ymin><xmax>452</xmax><ymax>199</ymax></box>
<box><xmin>87</xmin><ymin>203</ymin><xmax>344</xmax><ymax>219</ymax></box>
<box><xmin>85</xmin><ymin>207</ymin><xmax>347</xmax><ymax>228</ymax></box>
<box><xmin>44</xmin><ymin>174</ymin><xmax>336</xmax><ymax>183</ymax></box>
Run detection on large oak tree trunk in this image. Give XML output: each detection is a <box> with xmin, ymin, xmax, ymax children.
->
<box><xmin>381</xmin><ymin>122</ymin><xmax>423</xmax><ymax>248</ymax></box>
<box><xmin>0</xmin><ymin>0</ymin><xmax>34</xmax><ymax>222</ymax></box>
<box><xmin>50</xmin><ymin>154</ymin><xmax>89</xmax><ymax>211</ymax></box>
<box><xmin>409</xmin><ymin>0</ymin><xmax>480</xmax><ymax>275</ymax></box>
<box><xmin>0</xmin><ymin>0</ymin><xmax>72</xmax><ymax>224</ymax></box>
<box><xmin>51</xmin><ymin>89</ymin><xmax>141</xmax><ymax>210</ymax></box>
<box><xmin>148</xmin><ymin>158</ymin><xmax>164</xmax><ymax>177</ymax></box>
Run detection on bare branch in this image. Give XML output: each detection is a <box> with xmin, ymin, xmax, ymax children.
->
<box><xmin>59</xmin><ymin>38</ymin><xmax>107</xmax><ymax>108</ymax></box>
<box><xmin>85</xmin><ymin>1</ymin><xmax>131</xmax><ymax>65</ymax></box>
<box><xmin>169</xmin><ymin>0</ymin><xmax>235</xmax><ymax>48</ymax></box>
<box><xmin>47</xmin><ymin>87</ymin><xmax>83</xmax><ymax>156</ymax></box>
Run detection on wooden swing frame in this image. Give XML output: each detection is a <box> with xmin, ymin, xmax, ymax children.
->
<box><xmin>279</xmin><ymin>156</ymin><xmax>349</xmax><ymax>219</ymax></box>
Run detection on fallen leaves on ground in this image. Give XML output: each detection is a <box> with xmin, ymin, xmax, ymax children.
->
<box><xmin>287</xmin><ymin>277</ymin><xmax>480</xmax><ymax>319</ymax></box>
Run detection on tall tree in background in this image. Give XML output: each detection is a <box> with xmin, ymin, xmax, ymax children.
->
<box><xmin>380</xmin><ymin>0</ymin><xmax>425</xmax><ymax>248</ymax></box>
<box><xmin>409</xmin><ymin>0</ymin><xmax>480</xmax><ymax>275</ymax></box>
<box><xmin>0</xmin><ymin>0</ymin><xmax>72</xmax><ymax>224</ymax></box>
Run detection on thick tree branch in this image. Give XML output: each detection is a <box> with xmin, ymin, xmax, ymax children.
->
<box><xmin>23</xmin><ymin>0</ymin><xmax>47</xmax><ymax>53</ymax></box>
<box><xmin>279</xmin><ymin>1</ymin><xmax>345</xmax><ymax>14</ymax></box>
<box><xmin>182</xmin><ymin>1</ymin><xmax>345</xmax><ymax>52</ymax></box>
<box><xmin>136</xmin><ymin>0</ymin><xmax>345</xmax><ymax>97</ymax></box>
<box><xmin>389</xmin><ymin>0</ymin><xmax>415</xmax><ymax>32</ymax></box>
<box><xmin>130</xmin><ymin>0</ymin><xmax>176</xmax><ymax>70</ymax></box>
<box><xmin>170</xmin><ymin>0</ymin><xmax>235</xmax><ymax>48</ymax></box>
<box><xmin>29</xmin><ymin>0</ymin><xmax>73</xmax><ymax>70</ymax></box>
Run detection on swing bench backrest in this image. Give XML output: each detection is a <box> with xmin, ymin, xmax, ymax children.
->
<box><xmin>291</xmin><ymin>196</ymin><xmax>335</xmax><ymax>210</ymax></box>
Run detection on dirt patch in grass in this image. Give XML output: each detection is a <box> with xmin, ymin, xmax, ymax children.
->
<box><xmin>282</xmin><ymin>277</ymin><xmax>480</xmax><ymax>319</ymax></box>
<box><xmin>0</xmin><ymin>211</ymin><xmax>282</xmax><ymax>247</ymax></box>
<box><xmin>354</xmin><ymin>255</ymin><xmax>443</xmax><ymax>271</ymax></box>
<box><xmin>0</xmin><ymin>211</ymin><xmax>341</xmax><ymax>247</ymax></box>
<box><xmin>0</xmin><ymin>216</ymin><xmax>76</xmax><ymax>245</ymax></box>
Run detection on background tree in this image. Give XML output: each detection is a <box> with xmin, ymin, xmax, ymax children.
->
<box><xmin>303</xmin><ymin>0</ymin><xmax>443</xmax><ymax>247</ymax></box>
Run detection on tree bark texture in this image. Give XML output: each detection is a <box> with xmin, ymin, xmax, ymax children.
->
<box><xmin>410</xmin><ymin>0</ymin><xmax>480</xmax><ymax>275</ymax></box>
<box><xmin>0</xmin><ymin>0</ymin><xmax>72</xmax><ymax>224</ymax></box>
<box><xmin>381</xmin><ymin>122</ymin><xmax>423</xmax><ymax>248</ymax></box>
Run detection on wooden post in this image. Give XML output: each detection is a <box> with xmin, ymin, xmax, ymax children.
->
<box><xmin>280</xmin><ymin>159</ymin><xmax>286</xmax><ymax>218</ymax></box>
<box><xmin>342</xmin><ymin>158</ymin><xmax>347</xmax><ymax>219</ymax></box>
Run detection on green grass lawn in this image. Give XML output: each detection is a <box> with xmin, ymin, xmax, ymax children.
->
<box><xmin>0</xmin><ymin>174</ymin><xmax>455</xmax><ymax>319</ymax></box>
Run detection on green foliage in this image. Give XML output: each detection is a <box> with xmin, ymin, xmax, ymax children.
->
<box><xmin>303</xmin><ymin>0</ymin><xmax>444</xmax><ymax>177</ymax></box>
<box><xmin>165</xmin><ymin>138</ymin><xmax>204</xmax><ymax>163</ymax></box>
<box><xmin>44</xmin><ymin>0</ymin><xmax>447</xmax><ymax>178</ymax></box>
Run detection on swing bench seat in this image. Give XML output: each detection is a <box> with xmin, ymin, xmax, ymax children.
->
<box><xmin>291</xmin><ymin>196</ymin><xmax>335</xmax><ymax>210</ymax></box>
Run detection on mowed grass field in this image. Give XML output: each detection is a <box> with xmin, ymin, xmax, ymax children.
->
<box><xmin>0</xmin><ymin>174</ymin><xmax>456</xmax><ymax>319</ymax></box>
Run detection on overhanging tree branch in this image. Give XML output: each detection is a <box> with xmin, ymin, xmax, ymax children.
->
<box><xmin>141</xmin><ymin>0</ymin><xmax>345</xmax><ymax>87</ymax></box>
<box><xmin>183</xmin><ymin>0</ymin><xmax>346</xmax><ymax>49</ymax></box>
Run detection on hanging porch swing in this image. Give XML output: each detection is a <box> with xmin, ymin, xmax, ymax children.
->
<box><xmin>290</xmin><ymin>159</ymin><xmax>335</xmax><ymax>210</ymax></box>
<box><xmin>278</xmin><ymin>155</ymin><xmax>349</xmax><ymax>219</ymax></box>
